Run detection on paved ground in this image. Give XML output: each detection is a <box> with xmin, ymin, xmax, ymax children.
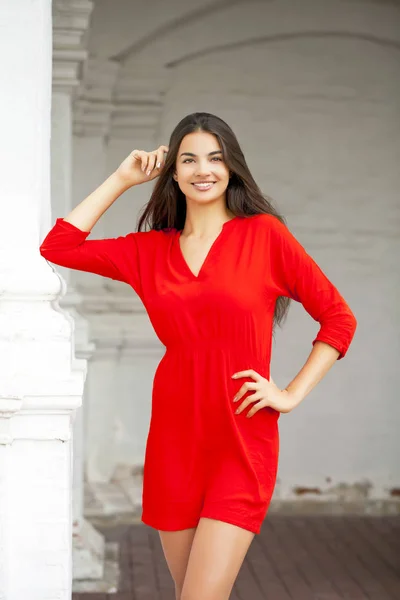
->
<box><xmin>73</xmin><ymin>515</ymin><xmax>400</xmax><ymax>600</ymax></box>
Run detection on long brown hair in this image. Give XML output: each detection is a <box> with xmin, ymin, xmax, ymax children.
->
<box><xmin>137</xmin><ymin>112</ymin><xmax>290</xmax><ymax>328</ymax></box>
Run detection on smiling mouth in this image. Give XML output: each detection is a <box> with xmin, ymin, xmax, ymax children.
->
<box><xmin>191</xmin><ymin>182</ymin><xmax>216</xmax><ymax>188</ymax></box>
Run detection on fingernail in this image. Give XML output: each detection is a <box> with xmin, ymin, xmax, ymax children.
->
<box><xmin>233</xmin><ymin>396</ymin><xmax>238</xmax><ymax>402</ymax></box>
<box><xmin>232</xmin><ymin>374</ymin><xmax>237</xmax><ymax>378</ymax></box>
<box><xmin>157</xmin><ymin>162</ymin><xmax>161</xmax><ymax>169</ymax></box>
<box><xmin>146</xmin><ymin>170</ymin><xmax>151</xmax><ymax>176</ymax></box>
<box><xmin>235</xmin><ymin>409</ymin><xmax>240</xmax><ymax>414</ymax></box>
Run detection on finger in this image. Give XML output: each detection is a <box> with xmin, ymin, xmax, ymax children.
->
<box><xmin>146</xmin><ymin>153</ymin><xmax>157</xmax><ymax>176</ymax></box>
<box><xmin>157</xmin><ymin>145</ymin><xmax>169</xmax><ymax>168</ymax></box>
<box><xmin>156</xmin><ymin>148</ymin><xmax>165</xmax><ymax>169</ymax></box>
<box><xmin>141</xmin><ymin>153</ymin><xmax>150</xmax><ymax>173</ymax></box>
<box><xmin>233</xmin><ymin>381</ymin><xmax>257</xmax><ymax>402</ymax></box>
<box><xmin>234</xmin><ymin>392</ymin><xmax>263</xmax><ymax>414</ymax></box>
<box><xmin>232</xmin><ymin>369</ymin><xmax>261</xmax><ymax>381</ymax></box>
<box><xmin>131</xmin><ymin>150</ymin><xmax>140</xmax><ymax>161</ymax></box>
<box><xmin>133</xmin><ymin>150</ymin><xmax>146</xmax><ymax>171</ymax></box>
<box><xmin>246</xmin><ymin>400</ymin><xmax>268</xmax><ymax>419</ymax></box>
<box><xmin>133</xmin><ymin>150</ymin><xmax>146</xmax><ymax>170</ymax></box>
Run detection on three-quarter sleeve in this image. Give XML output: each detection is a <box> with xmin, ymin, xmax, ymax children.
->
<box><xmin>266</xmin><ymin>214</ymin><xmax>357</xmax><ymax>359</ymax></box>
<box><xmin>39</xmin><ymin>218</ymin><xmax>143</xmax><ymax>298</ymax></box>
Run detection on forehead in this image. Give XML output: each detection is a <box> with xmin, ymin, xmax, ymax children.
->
<box><xmin>178</xmin><ymin>131</ymin><xmax>221</xmax><ymax>153</ymax></box>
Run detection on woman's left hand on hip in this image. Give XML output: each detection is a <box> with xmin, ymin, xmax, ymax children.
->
<box><xmin>232</xmin><ymin>369</ymin><xmax>295</xmax><ymax>416</ymax></box>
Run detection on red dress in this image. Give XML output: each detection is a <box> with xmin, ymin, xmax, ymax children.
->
<box><xmin>40</xmin><ymin>213</ymin><xmax>356</xmax><ymax>534</ymax></box>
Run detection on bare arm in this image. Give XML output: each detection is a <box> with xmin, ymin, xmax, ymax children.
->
<box><xmin>232</xmin><ymin>342</ymin><xmax>344</xmax><ymax>416</ymax></box>
<box><xmin>63</xmin><ymin>173</ymin><xmax>130</xmax><ymax>232</ymax></box>
<box><xmin>63</xmin><ymin>145</ymin><xmax>168</xmax><ymax>232</ymax></box>
<box><xmin>283</xmin><ymin>340</ymin><xmax>340</xmax><ymax>408</ymax></box>
<box><xmin>39</xmin><ymin>145</ymin><xmax>168</xmax><ymax>292</ymax></box>
<box><xmin>231</xmin><ymin>215</ymin><xmax>357</xmax><ymax>417</ymax></box>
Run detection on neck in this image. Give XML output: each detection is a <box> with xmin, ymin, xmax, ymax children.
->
<box><xmin>182</xmin><ymin>204</ymin><xmax>235</xmax><ymax>238</ymax></box>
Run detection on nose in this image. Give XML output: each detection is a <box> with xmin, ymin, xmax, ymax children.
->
<box><xmin>194</xmin><ymin>159</ymin><xmax>213</xmax><ymax>177</ymax></box>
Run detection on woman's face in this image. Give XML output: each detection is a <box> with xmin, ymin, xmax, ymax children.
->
<box><xmin>173</xmin><ymin>131</ymin><xmax>230</xmax><ymax>206</ymax></box>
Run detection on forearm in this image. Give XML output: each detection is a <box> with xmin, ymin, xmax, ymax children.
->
<box><xmin>63</xmin><ymin>172</ymin><xmax>131</xmax><ymax>232</ymax></box>
<box><xmin>284</xmin><ymin>340</ymin><xmax>340</xmax><ymax>408</ymax></box>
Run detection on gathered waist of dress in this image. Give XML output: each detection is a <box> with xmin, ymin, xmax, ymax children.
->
<box><xmin>165</xmin><ymin>336</ymin><xmax>270</xmax><ymax>355</ymax></box>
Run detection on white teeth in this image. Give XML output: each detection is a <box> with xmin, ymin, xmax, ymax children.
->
<box><xmin>193</xmin><ymin>182</ymin><xmax>214</xmax><ymax>188</ymax></box>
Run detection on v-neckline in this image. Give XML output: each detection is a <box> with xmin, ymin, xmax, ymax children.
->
<box><xmin>176</xmin><ymin>216</ymin><xmax>239</xmax><ymax>281</ymax></box>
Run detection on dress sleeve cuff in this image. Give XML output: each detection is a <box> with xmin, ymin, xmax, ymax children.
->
<box><xmin>55</xmin><ymin>218</ymin><xmax>91</xmax><ymax>237</ymax></box>
<box><xmin>312</xmin><ymin>334</ymin><xmax>348</xmax><ymax>360</ymax></box>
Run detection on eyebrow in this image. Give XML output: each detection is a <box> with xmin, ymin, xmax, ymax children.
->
<box><xmin>179</xmin><ymin>150</ymin><xmax>222</xmax><ymax>158</ymax></box>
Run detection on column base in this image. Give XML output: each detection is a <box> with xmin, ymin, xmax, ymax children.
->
<box><xmin>72</xmin><ymin>518</ymin><xmax>105</xmax><ymax>581</ymax></box>
<box><xmin>72</xmin><ymin>539</ymin><xmax>119</xmax><ymax>594</ymax></box>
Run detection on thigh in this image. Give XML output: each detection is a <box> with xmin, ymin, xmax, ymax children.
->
<box><xmin>180</xmin><ymin>517</ymin><xmax>255</xmax><ymax>600</ymax></box>
<box><xmin>158</xmin><ymin>527</ymin><xmax>198</xmax><ymax>592</ymax></box>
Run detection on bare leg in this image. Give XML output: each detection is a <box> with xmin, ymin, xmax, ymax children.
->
<box><xmin>158</xmin><ymin>527</ymin><xmax>198</xmax><ymax>600</ymax></box>
<box><xmin>180</xmin><ymin>517</ymin><xmax>255</xmax><ymax>600</ymax></box>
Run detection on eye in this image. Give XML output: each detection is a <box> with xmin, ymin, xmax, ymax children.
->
<box><xmin>182</xmin><ymin>156</ymin><xmax>223</xmax><ymax>163</ymax></box>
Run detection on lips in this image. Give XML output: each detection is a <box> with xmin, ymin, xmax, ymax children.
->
<box><xmin>192</xmin><ymin>182</ymin><xmax>216</xmax><ymax>190</ymax></box>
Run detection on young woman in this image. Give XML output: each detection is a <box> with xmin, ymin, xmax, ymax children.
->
<box><xmin>40</xmin><ymin>112</ymin><xmax>357</xmax><ymax>600</ymax></box>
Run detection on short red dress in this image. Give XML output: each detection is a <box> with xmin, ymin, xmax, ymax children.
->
<box><xmin>40</xmin><ymin>213</ymin><xmax>356</xmax><ymax>534</ymax></box>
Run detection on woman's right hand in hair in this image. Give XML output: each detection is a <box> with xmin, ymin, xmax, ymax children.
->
<box><xmin>115</xmin><ymin>145</ymin><xmax>169</xmax><ymax>187</ymax></box>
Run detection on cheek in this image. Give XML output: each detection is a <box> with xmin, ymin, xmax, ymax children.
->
<box><xmin>217</xmin><ymin>166</ymin><xmax>230</xmax><ymax>181</ymax></box>
<box><xmin>217</xmin><ymin>175</ymin><xmax>230</xmax><ymax>188</ymax></box>
<box><xmin>177</xmin><ymin>166</ymin><xmax>194</xmax><ymax>181</ymax></box>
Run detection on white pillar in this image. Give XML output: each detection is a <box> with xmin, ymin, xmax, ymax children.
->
<box><xmin>51</xmin><ymin>93</ymin><xmax>105</xmax><ymax>580</ymax></box>
<box><xmin>0</xmin><ymin>1</ymin><xmax>85</xmax><ymax>598</ymax></box>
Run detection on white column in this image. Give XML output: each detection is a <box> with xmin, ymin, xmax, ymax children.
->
<box><xmin>0</xmin><ymin>1</ymin><xmax>85</xmax><ymax>598</ymax></box>
<box><xmin>51</xmin><ymin>93</ymin><xmax>105</xmax><ymax>580</ymax></box>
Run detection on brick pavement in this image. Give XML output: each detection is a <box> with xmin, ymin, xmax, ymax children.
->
<box><xmin>73</xmin><ymin>515</ymin><xmax>400</xmax><ymax>600</ymax></box>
